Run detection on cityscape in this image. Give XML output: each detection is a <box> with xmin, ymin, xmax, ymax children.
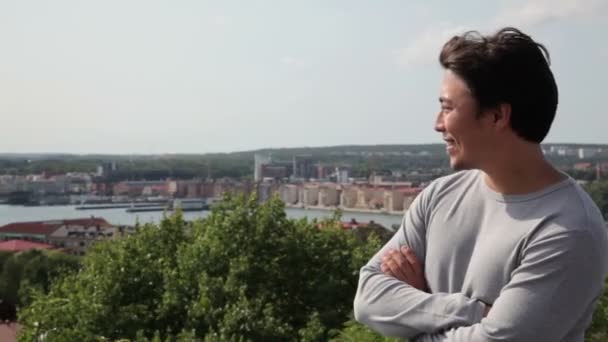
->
<box><xmin>1</xmin><ymin>143</ymin><xmax>607</xmax><ymax>258</ymax></box>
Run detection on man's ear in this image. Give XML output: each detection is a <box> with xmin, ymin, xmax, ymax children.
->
<box><xmin>490</xmin><ymin>103</ymin><xmax>511</xmax><ymax>130</ymax></box>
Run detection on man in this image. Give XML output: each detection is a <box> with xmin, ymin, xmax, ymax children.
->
<box><xmin>354</xmin><ymin>27</ymin><xmax>608</xmax><ymax>341</ymax></box>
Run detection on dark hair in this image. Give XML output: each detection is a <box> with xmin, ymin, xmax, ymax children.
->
<box><xmin>439</xmin><ymin>27</ymin><xmax>558</xmax><ymax>143</ymax></box>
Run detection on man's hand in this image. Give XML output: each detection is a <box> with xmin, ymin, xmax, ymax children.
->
<box><xmin>381</xmin><ymin>246</ymin><xmax>428</xmax><ymax>292</ymax></box>
<box><xmin>483</xmin><ymin>304</ymin><xmax>492</xmax><ymax>317</ymax></box>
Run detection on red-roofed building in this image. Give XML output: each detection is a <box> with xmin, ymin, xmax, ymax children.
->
<box><xmin>574</xmin><ymin>162</ymin><xmax>593</xmax><ymax>171</ymax></box>
<box><xmin>0</xmin><ymin>217</ymin><xmax>111</xmax><ymax>243</ymax></box>
<box><xmin>0</xmin><ymin>239</ymin><xmax>54</xmax><ymax>252</ymax></box>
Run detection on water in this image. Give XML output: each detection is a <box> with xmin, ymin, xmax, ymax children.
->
<box><xmin>0</xmin><ymin>205</ymin><xmax>403</xmax><ymax>229</ymax></box>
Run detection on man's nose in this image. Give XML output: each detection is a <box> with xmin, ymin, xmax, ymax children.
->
<box><xmin>434</xmin><ymin>111</ymin><xmax>445</xmax><ymax>133</ymax></box>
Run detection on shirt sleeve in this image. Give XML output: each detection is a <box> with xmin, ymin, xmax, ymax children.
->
<box><xmin>354</xmin><ymin>186</ymin><xmax>486</xmax><ymax>339</ymax></box>
<box><xmin>414</xmin><ymin>229</ymin><xmax>607</xmax><ymax>342</ymax></box>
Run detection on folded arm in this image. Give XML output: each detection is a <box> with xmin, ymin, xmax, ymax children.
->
<box><xmin>414</xmin><ymin>230</ymin><xmax>605</xmax><ymax>342</ymax></box>
<box><xmin>354</xmin><ymin>189</ymin><xmax>486</xmax><ymax>339</ymax></box>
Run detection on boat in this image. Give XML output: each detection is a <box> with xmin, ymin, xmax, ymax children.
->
<box><xmin>172</xmin><ymin>198</ymin><xmax>209</xmax><ymax>211</ymax></box>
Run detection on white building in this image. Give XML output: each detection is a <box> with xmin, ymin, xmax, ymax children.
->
<box><xmin>254</xmin><ymin>154</ymin><xmax>272</xmax><ymax>182</ymax></box>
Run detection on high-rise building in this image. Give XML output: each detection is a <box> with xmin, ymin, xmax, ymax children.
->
<box><xmin>293</xmin><ymin>156</ymin><xmax>314</xmax><ymax>180</ymax></box>
<box><xmin>254</xmin><ymin>154</ymin><xmax>272</xmax><ymax>182</ymax></box>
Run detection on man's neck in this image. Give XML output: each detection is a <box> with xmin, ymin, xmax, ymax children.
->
<box><xmin>481</xmin><ymin>144</ymin><xmax>566</xmax><ymax>195</ymax></box>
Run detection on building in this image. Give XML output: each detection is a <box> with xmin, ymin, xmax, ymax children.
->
<box><xmin>299</xmin><ymin>184</ymin><xmax>319</xmax><ymax>206</ymax></box>
<box><xmin>254</xmin><ymin>154</ymin><xmax>272</xmax><ymax>182</ymax></box>
<box><xmin>279</xmin><ymin>184</ymin><xmax>299</xmax><ymax>205</ymax></box>
<box><xmin>0</xmin><ymin>240</ymin><xmax>54</xmax><ymax>252</ymax></box>
<box><xmin>261</xmin><ymin>165</ymin><xmax>289</xmax><ymax>179</ymax></box>
<box><xmin>97</xmin><ymin>162</ymin><xmax>117</xmax><ymax>177</ymax></box>
<box><xmin>400</xmin><ymin>188</ymin><xmax>422</xmax><ymax>210</ymax></box>
<box><xmin>258</xmin><ymin>181</ymin><xmax>279</xmax><ymax>202</ymax></box>
<box><xmin>367</xmin><ymin>189</ymin><xmax>386</xmax><ymax>210</ymax></box>
<box><xmin>318</xmin><ymin>185</ymin><xmax>340</xmax><ymax>207</ymax></box>
<box><xmin>383</xmin><ymin>190</ymin><xmax>405</xmax><ymax>212</ymax></box>
<box><xmin>112</xmin><ymin>180</ymin><xmax>170</xmax><ymax>197</ymax></box>
<box><xmin>316</xmin><ymin>164</ymin><xmax>332</xmax><ymax>179</ymax></box>
<box><xmin>293</xmin><ymin>156</ymin><xmax>315</xmax><ymax>180</ymax></box>
<box><xmin>578</xmin><ymin>148</ymin><xmax>600</xmax><ymax>159</ymax></box>
<box><xmin>220</xmin><ymin>179</ymin><xmax>255</xmax><ymax>197</ymax></box>
<box><xmin>340</xmin><ymin>186</ymin><xmax>358</xmax><ymax>208</ymax></box>
<box><xmin>574</xmin><ymin>162</ymin><xmax>593</xmax><ymax>171</ymax></box>
<box><xmin>336</xmin><ymin>169</ymin><xmax>350</xmax><ymax>184</ymax></box>
<box><xmin>354</xmin><ymin>187</ymin><xmax>371</xmax><ymax>209</ymax></box>
<box><xmin>551</xmin><ymin>145</ymin><xmax>577</xmax><ymax>157</ymax></box>
<box><xmin>174</xmin><ymin>179</ymin><xmax>208</xmax><ymax>198</ymax></box>
<box><xmin>0</xmin><ymin>217</ymin><xmax>119</xmax><ymax>255</ymax></box>
<box><xmin>199</xmin><ymin>181</ymin><xmax>215</xmax><ymax>198</ymax></box>
<box><xmin>353</xmin><ymin>186</ymin><xmax>386</xmax><ymax>210</ymax></box>
<box><xmin>47</xmin><ymin>220</ymin><xmax>119</xmax><ymax>255</ymax></box>
<box><xmin>0</xmin><ymin>220</ymin><xmax>65</xmax><ymax>242</ymax></box>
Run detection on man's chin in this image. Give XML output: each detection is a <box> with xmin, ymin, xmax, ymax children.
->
<box><xmin>449</xmin><ymin>158</ymin><xmax>472</xmax><ymax>171</ymax></box>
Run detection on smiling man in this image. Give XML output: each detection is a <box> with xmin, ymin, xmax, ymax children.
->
<box><xmin>354</xmin><ymin>27</ymin><xmax>608</xmax><ymax>341</ymax></box>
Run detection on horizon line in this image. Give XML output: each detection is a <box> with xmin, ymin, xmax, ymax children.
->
<box><xmin>1</xmin><ymin>142</ymin><xmax>608</xmax><ymax>157</ymax></box>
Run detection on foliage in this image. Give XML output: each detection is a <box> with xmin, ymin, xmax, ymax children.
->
<box><xmin>0</xmin><ymin>249</ymin><xmax>80</xmax><ymax>306</ymax></box>
<box><xmin>587</xmin><ymin>278</ymin><xmax>608</xmax><ymax>341</ymax></box>
<box><xmin>0</xmin><ymin>250</ymin><xmax>12</xmax><ymax>273</ymax></box>
<box><xmin>585</xmin><ymin>180</ymin><xmax>608</xmax><ymax>340</ymax></box>
<box><xmin>585</xmin><ymin>180</ymin><xmax>608</xmax><ymax>220</ymax></box>
<box><xmin>0</xmin><ymin>249</ymin><xmax>80</xmax><ymax>320</ymax></box>
<box><xmin>18</xmin><ymin>195</ymin><xmax>385</xmax><ymax>341</ymax></box>
<box><xmin>331</xmin><ymin>320</ymin><xmax>402</xmax><ymax>342</ymax></box>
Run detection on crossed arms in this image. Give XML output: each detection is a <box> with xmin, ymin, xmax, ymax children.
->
<box><xmin>353</xmin><ymin>193</ymin><xmax>604</xmax><ymax>342</ymax></box>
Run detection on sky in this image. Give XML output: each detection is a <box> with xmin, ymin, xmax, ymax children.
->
<box><xmin>0</xmin><ymin>0</ymin><xmax>607</xmax><ymax>154</ymax></box>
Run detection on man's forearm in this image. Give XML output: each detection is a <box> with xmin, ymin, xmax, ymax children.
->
<box><xmin>354</xmin><ymin>264</ymin><xmax>486</xmax><ymax>339</ymax></box>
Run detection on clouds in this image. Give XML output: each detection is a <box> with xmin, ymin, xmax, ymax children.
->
<box><xmin>393</xmin><ymin>24</ymin><xmax>466</xmax><ymax>67</ymax></box>
<box><xmin>492</xmin><ymin>0</ymin><xmax>607</xmax><ymax>28</ymax></box>
<box><xmin>395</xmin><ymin>0</ymin><xmax>607</xmax><ymax>68</ymax></box>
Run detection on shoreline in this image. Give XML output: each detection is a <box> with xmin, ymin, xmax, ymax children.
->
<box><xmin>285</xmin><ymin>204</ymin><xmax>404</xmax><ymax>217</ymax></box>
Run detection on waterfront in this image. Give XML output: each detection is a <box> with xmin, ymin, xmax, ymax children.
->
<box><xmin>0</xmin><ymin>204</ymin><xmax>403</xmax><ymax>230</ymax></box>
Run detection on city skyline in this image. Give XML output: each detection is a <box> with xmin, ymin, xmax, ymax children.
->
<box><xmin>1</xmin><ymin>0</ymin><xmax>607</xmax><ymax>154</ymax></box>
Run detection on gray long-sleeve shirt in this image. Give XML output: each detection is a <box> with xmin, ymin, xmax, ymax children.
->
<box><xmin>354</xmin><ymin>170</ymin><xmax>608</xmax><ymax>341</ymax></box>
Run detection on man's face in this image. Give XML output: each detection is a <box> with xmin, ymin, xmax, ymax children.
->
<box><xmin>435</xmin><ymin>70</ymin><xmax>494</xmax><ymax>171</ymax></box>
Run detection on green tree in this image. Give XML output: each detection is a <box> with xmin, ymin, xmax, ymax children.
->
<box><xmin>331</xmin><ymin>320</ymin><xmax>401</xmax><ymax>342</ymax></box>
<box><xmin>584</xmin><ymin>179</ymin><xmax>608</xmax><ymax>340</ymax></box>
<box><xmin>585</xmin><ymin>180</ymin><xmax>608</xmax><ymax>220</ymax></box>
<box><xmin>0</xmin><ymin>250</ymin><xmax>12</xmax><ymax>273</ymax></box>
<box><xmin>18</xmin><ymin>194</ymin><xmax>383</xmax><ymax>341</ymax></box>
<box><xmin>17</xmin><ymin>250</ymin><xmax>80</xmax><ymax>307</ymax></box>
<box><xmin>587</xmin><ymin>277</ymin><xmax>608</xmax><ymax>341</ymax></box>
<box><xmin>0</xmin><ymin>249</ymin><xmax>79</xmax><ymax>321</ymax></box>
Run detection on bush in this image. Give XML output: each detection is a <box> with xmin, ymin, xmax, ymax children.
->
<box><xmin>18</xmin><ymin>194</ymin><xmax>384</xmax><ymax>341</ymax></box>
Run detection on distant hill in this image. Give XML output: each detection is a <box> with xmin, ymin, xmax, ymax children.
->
<box><xmin>2</xmin><ymin>143</ymin><xmax>606</xmax><ymax>160</ymax></box>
